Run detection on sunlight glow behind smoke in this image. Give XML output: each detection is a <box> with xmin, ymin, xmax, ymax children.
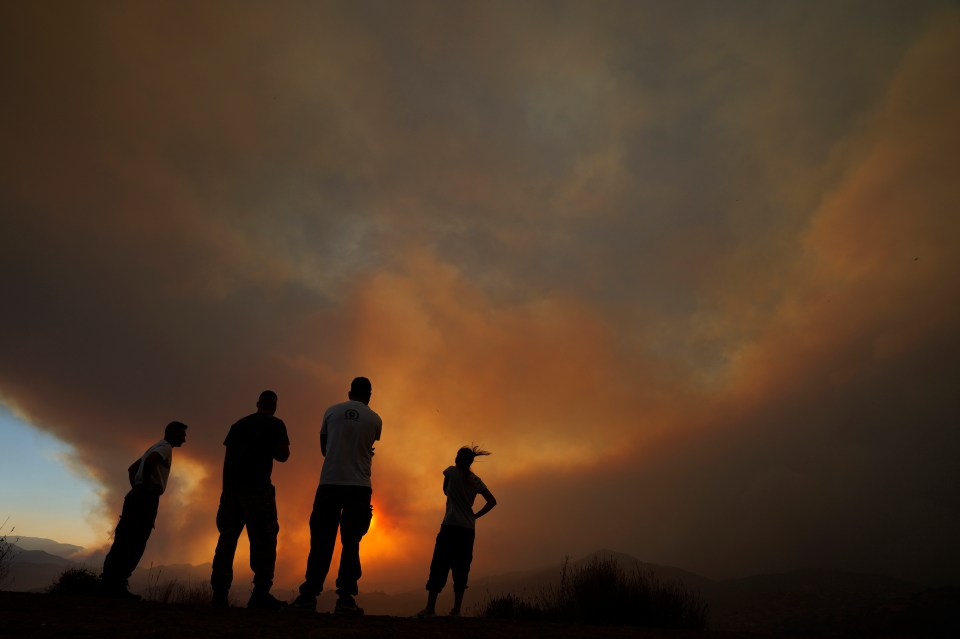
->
<box><xmin>166</xmin><ymin>453</ymin><xmax>211</xmax><ymax>508</ymax></box>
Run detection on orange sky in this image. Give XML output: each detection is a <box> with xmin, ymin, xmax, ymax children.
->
<box><xmin>1</xmin><ymin>1</ymin><xmax>959</xmax><ymax>592</ymax></box>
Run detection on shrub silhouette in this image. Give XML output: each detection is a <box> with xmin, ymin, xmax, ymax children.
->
<box><xmin>47</xmin><ymin>566</ymin><xmax>214</xmax><ymax>604</ymax></box>
<box><xmin>483</xmin><ymin>556</ymin><xmax>707</xmax><ymax>629</ymax></box>
<box><xmin>48</xmin><ymin>568</ymin><xmax>101</xmax><ymax>596</ymax></box>
<box><xmin>0</xmin><ymin>519</ymin><xmax>18</xmax><ymax>588</ymax></box>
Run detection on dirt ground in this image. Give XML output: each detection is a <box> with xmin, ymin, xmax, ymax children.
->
<box><xmin>0</xmin><ymin>591</ymin><xmax>780</xmax><ymax>639</ymax></box>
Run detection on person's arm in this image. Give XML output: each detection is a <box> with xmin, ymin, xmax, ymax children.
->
<box><xmin>139</xmin><ymin>451</ymin><xmax>164</xmax><ymax>493</ymax></box>
<box><xmin>442</xmin><ymin>476</ymin><xmax>449</xmax><ymax>495</ymax></box>
<box><xmin>474</xmin><ymin>488</ymin><xmax>497</xmax><ymax>520</ymax></box>
<box><xmin>127</xmin><ymin>458</ymin><xmax>142</xmax><ymax>487</ymax></box>
<box><xmin>273</xmin><ymin>423</ymin><xmax>291</xmax><ymax>462</ymax></box>
<box><xmin>320</xmin><ymin>413</ymin><xmax>329</xmax><ymax>456</ymax></box>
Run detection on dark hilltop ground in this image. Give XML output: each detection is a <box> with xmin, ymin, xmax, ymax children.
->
<box><xmin>0</xmin><ymin>591</ymin><xmax>737</xmax><ymax>639</ymax></box>
<box><xmin>2</xmin><ymin>588</ymin><xmax>959</xmax><ymax>639</ymax></box>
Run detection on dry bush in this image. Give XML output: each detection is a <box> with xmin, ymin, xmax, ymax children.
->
<box><xmin>0</xmin><ymin>519</ymin><xmax>18</xmax><ymax>588</ymax></box>
<box><xmin>483</xmin><ymin>556</ymin><xmax>708</xmax><ymax>629</ymax></box>
<box><xmin>47</xmin><ymin>567</ymin><xmax>102</xmax><ymax>596</ymax></box>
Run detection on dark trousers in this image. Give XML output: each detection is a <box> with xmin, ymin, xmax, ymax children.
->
<box><xmin>210</xmin><ymin>485</ymin><xmax>279</xmax><ymax>594</ymax></box>
<box><xmin>101</xmin><ymin>487</ymin><xmax>160</xmax><ymax>587</ymax></box>
<box><xmin>426</xmin><ymin>524</ymin><xmax>475</xmax><ymax>593</ymax></box>
<box><xmin>298</xmin><ymin>484</ymin><xmax>373</xmax><ymax>599</ymax></box>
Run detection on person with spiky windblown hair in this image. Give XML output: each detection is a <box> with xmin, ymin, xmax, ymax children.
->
<box><xmin>416</xmin><ymin>446</ymin><xmax>497</xmax><ymax>618</ymax></box>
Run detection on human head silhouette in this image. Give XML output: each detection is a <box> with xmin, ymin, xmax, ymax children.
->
<box><xmin>165</xmin><ymin>421</ymin><xmax>188</xmax><ymax>447</ymax></box>
<box><xmin>348</xmin><ymin>377</ymin><xmax>372</xmax><ymax>405</ymax></box>
<box><xmin>455</xmin><ymin>445</ymin><xmax>491</xmax><ymax>471</ymax></box>
<box><xmin>257</xmin><ymin>390</ymin><xmax>278</xmax><ymax>416</ymax></box>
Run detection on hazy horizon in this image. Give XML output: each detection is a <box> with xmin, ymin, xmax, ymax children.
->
<box><xmin>8</xmin><ymin>536</ymin><xmax>941</xmax><ymax>595</ymax></box>
<box><xmin>2</xmin><ymin>1</ymin><xmax>959</xmax><ymax>592</ymax></box>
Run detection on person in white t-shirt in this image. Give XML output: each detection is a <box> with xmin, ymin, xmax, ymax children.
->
<box><xmin>292</xmin><ymin>377</ymin><xmax>382</xmax><ymax>614</ymax></box>
<box><xmin>100</xmin><ymin>421</ymin><xmax>188</xmax><ymax>598</ymax></box>
<box><xmin>416</xmin><ymin>446</ymin><xmax>497</xmax><ymax>618</ymax></box>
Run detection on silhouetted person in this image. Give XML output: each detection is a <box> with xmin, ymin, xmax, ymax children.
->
<box><xmin>416</xmin><ymin>446</ymin><xmax>497</xmax><ymax>618</ymax></box>
<box><xmin>210</xmin><ymin>390</ymin><xmax>290</xmax><ymax>609</ymax></box>
<box><xmin>101</xmin><ymin>421</ymin><xmax>188</xmax><ymax>598</ymax></box>
<box><xmin>291</xmin><ymin>377</ymin><xmax>382</xmax><ymax>614</ymax></box>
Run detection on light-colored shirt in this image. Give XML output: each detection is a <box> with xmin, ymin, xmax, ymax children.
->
<box><xmin>135</xmin><ymin>440</ymin><xmax>173</xmax><ymax>494</ymax></box>
<box><xmin>319</xmin><ymin>400</ymin><xmax>382</xmax><ymax>487</ymax></box>
<box><xmin>442</xmin><ymin>466</ymin><xmax>487</xmax><ymax>529</ymax></box>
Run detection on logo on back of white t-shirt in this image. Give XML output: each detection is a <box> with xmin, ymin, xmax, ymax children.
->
<box><xmin>345</xmin><ymin>409</ymin><xmax>360</xmax><ymax>421</ymax></box>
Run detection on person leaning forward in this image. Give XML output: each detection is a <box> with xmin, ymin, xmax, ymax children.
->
<box><xmin>210</xmin><ymin>390</ymin><xmax>290</xmax><ymax>610</ymax></box>
<box><xmin>100</xmin><ymin>421</ymin><xmax>188</xmax><ymax>599</ymax></box>
<box><xmin>291</xmin><ymin>377</ymin><xmax>382</xmax><ymax>614</ymax></box>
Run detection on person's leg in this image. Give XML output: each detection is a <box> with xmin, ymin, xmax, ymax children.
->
<box><xmin>297</xmin><ymin>484</ymin><xmax>341</xmax><ymax>600</ymax></box>
<box><xmin>210</xmin><ymin>492</ymin><xmax>245</xmax><ymax>600</ymax></box>
<box><xmin>245</xmin><ymin>486</ymin><xmax>280</xmax><ymax>595</ymax></box>
<box><xmin>101</xmin><ymin>491</ymin><xmax>136</xmax><ymax>588</ymax></box>
<box><xmin>419</xmin><ymin>527</ymin><xmax>451</xmax><ymax>616</ymax></box>
<box><xmin>449</xmin><ymin>527</ymin><xmax>475</xmax><ymax>615</ymax></box>
<box><xmin>416</xmin><ymin>591</ymin><xmax>439</xmax><ymax>618</ymax></box>
<box><xmin>101</xmin><ymin>490</ymin><xmax>158</xmax><ymax>593</ymax></box>
<box><xmin>335</xmin><ymin>487</ymin><xmax>372</xmax><ymax>602</ymax></box>
<box><xmin>337</xmin><ymin>536</ymin><xmax>361</xmax><ymax>598</ymax></box>
<box><xmin>119</xmin><ymin>494</ymin><xmax>158</xmax><ymax>579</ymax></box>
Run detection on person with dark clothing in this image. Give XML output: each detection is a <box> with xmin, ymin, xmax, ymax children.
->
<box><xmin>101</xmin><ymin>421</ymin><xmax>188</xmax><ymax>598</ymax></box>
<box><xmin>291</xmin><ymin>377</ymin><xmax>382</xmax><ymax>614</ymax></box>
<box><xmin>210</xmin><ymin>390</ymin><xmax>290</xmax><ymax>610</ymax></box>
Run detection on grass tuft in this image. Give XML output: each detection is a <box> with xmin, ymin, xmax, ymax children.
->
<box><xmin>142</xmin><ymin>565</ymin><xmax>215</xmax><ymax>605</ymax></box>
<box><xmin>145</xmin><ymin>578</ymin><xmax>214</xmax><ymax>606</ymax></box>
<box><xmin>482</xmin><ymin>592</ymin><xmax>542</xmax><ymax>620</ymax></box>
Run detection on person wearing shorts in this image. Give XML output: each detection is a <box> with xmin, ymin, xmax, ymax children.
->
<box><xmin>417</xmin><ymin>446</ymin><xmax>497</xmax><ymax>618</ymax></box>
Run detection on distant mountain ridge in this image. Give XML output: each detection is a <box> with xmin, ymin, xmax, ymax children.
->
<box><xmin>10</xmin><ymin>547</ymin><xmax>71</xmax><ymax>566</ymax></box>
<box><xmin>4</xmin><ymin>544</ymin><xmax>87</xmax><ymax>592</ymax></box>
<box><xmin>1</xmin><ymin>537</ymin><xmax>88</xmax><ymax>592</ymax></box>
<box><xmin>12</xmin><ymin>537</ymin><xmax>84</xmax><ymax>558</ymax></box>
